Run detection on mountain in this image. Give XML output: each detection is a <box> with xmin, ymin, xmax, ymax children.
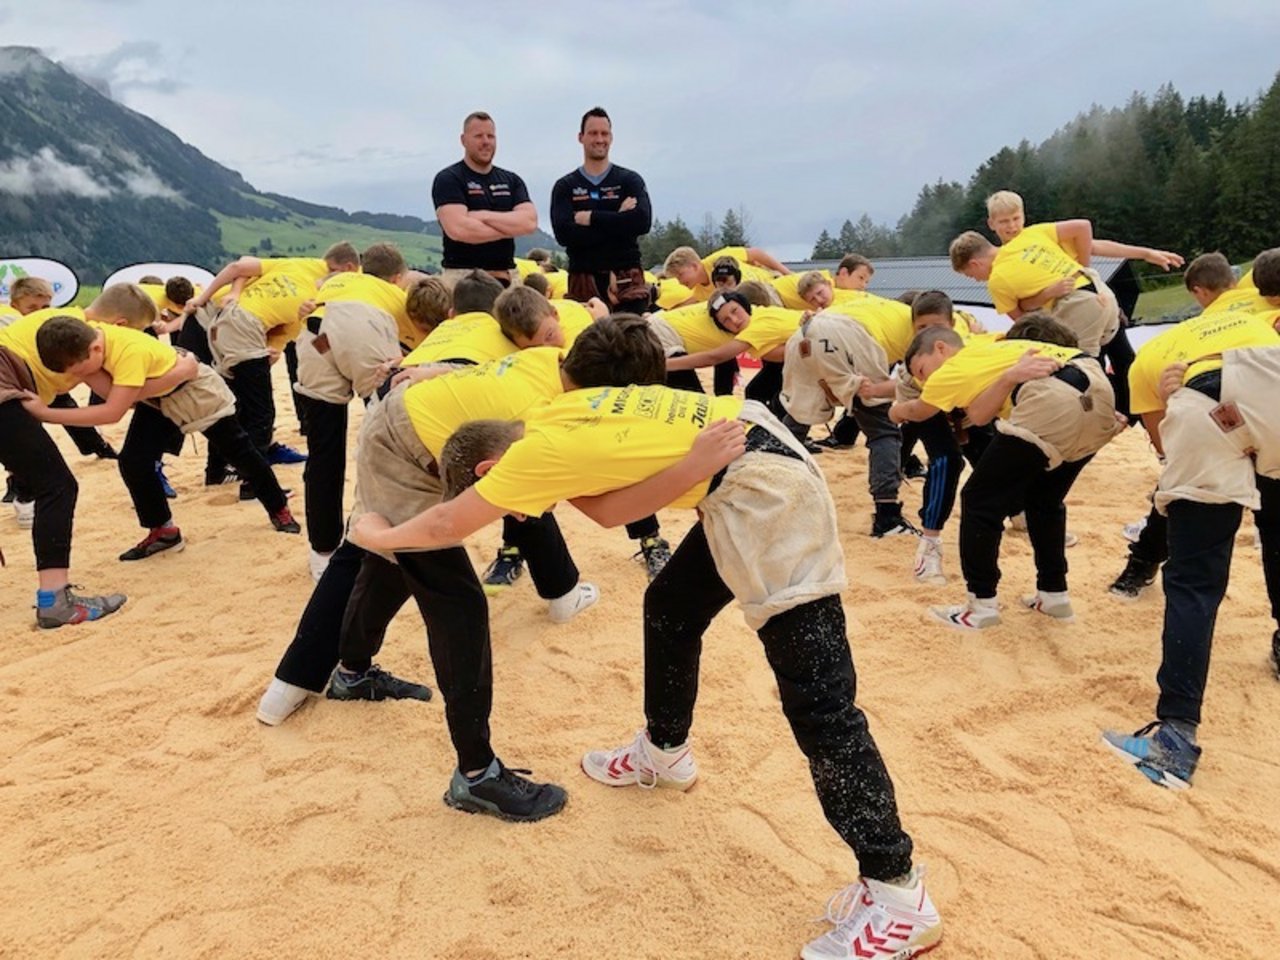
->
<box><xmin>0</xmin><ymin>47</ymin><xmax>557</xmax><ymax>282</ymax></box>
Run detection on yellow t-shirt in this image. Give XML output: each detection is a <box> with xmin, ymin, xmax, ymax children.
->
<box><xmin>0</xmin><ymin>308</ymin><xmax>84</xmax><ymax>402</ymax></box>
<box><xmin>827</xmin><ymin>293</ymin><xmax>915</xmax><ymax>363</ymax></box>
<box><xmin>139</xmin><ymin>283</ymin><xmax>204</xmax><ymax>315</ymax></box>
<box><xmin>403</xmin><ymin>347</ymin><xmax>564</xmax><ymax>460</ymax></box>
<box><xmin>735</xmin><ymin>306</ymin><xmax>805</xmax><ymax>359</ymax></box>
<box><xmin>475</xmin><ymin>385</ymin><xmax>745</xmax><ymax>517</ymax></box>
<box><xmin>549</xmin><ymin>299</ymin><xmax>595</xmax><ymax>348</ymax></box>
<box><xmin>989</xmin><ymin>223</ymin><xmax>1090</xmax><ymax>316</ymax></box>
<box><xmin>514</xmin><ymin>258</ymin><xmax>539</xmax><ymax>279</ymax></box>
<box><xmin>1200</xmin><ymin>285</ymin><xmax>1271</xmax><ymax>317</ymax></box>
<box><xmin>237</xmin><ymin>272</ymin><xmax>311</xmax><ymax>345</ymax></box>
<box><xmin>312</xmin><ymin>272</ymin><xmax>421</xmax><ymax>350</ymax></box>
<box><xmin>656</xmin><ymin>303</ymin><xmax>734</xmax><ymax>354</ymax></box>
<box><xmin>95</xmin><ymin>322</ymin><xmax>178</xmax><ymax>388</ymax></box>
<box><xmin>545</xmin><ymin>271</ymin><xmax>569</xmax><ymax>299</ymax></box>
<box><xmin>260</xmin><ymin>257</ymin><xmax>329</xmax><ymax>286</ymax></box>
<box><xmin>921</xmin><ymin>338</ymin><xmax>1084</xmax><ymax>417</ymax></box>
<box><xmin>685</xmin><ymin>246</ymin><xmax>775</xmax><ymax>302</ymax></box>
<box><xmin>1128</xmin><ymin>311</ymin><xmax>1280</xmax><ymax>415</ymax></box>
<box><xmin>400</xmin><ymin>312</ymin><xmax>516</xmax><ymax>367</ymax></box>
<box><xmin>770</xmin><ymin>271</ymin><xmax>829</xmax><ymax>311</ymax></box>
<box><xmin>656</xmin><ymin>277</ymin><xmax>695</xmax><ymax>309</ymax></box>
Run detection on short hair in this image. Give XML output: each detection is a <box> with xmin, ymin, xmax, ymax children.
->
<box><xmin>405</xmin><ymin>277</ymin><xmax>451</xmax><ymax>332</ymax></box>
<box><xmin>1005</xmin><ymin>311</ymin><xmax>1079</xmax><ymax>348</ymax></box>
<box><xmin>453</xmin><ymin>270</ymin><xmax>504</xmax><ymax>314</ymax></box>
<box><xmin>796</xmin><ymin>271</ymin><xmax>831</xmax><ymax>298</ymax></box>
<box><xmin>9</xmin><ymin>276</ymin><xmax>53</xmax><ymax>304</ymax></box>
<box><xmin>522</xmin><ymin>272</ymin><xmax>550</xmax><ymax>297</ymax></box>
<box><xmin>561</xmin><ymin>314</ymin><xmax>665</xmax><ymax>388</ymax></box>
<box><xmin>911</xmin><ymin>290</ymin><xmax>954</xmax><ymax>323</ymax></box>
<box><xmin>736</xmin><ymin>279</ymin><xmax>780</xmax><ymax>307</ymax></box>
<box><xmin>137</xmin><ymin>274</ymin><xmax>163</xmax><ymax>285</ymax></box>
<box><xmin>896</xmin><ymin>289</ymin><xmax>923</xmax><ymax>306</ymax></box>
<box><xmin>949</xmin><ymin>231</ymin><xmax>995</xmax><ymax>271</ymax></box>
<box><xmin>164</xmin><ymin>276</ymin><xmax>194</xmax><ymax>308</ymax></box>
<box><xmin>986</xmin><ymin>190</ymin><xmax>1025</xmax><ymax>217</ymax></box>
<box><xmin>1183</xmin><ymin>252</ymin><xmax>1235</xmax><ymax>294</ymax></box>
<box><xmin>35</xmin><ymin>315</ymin><xmax>98</xmax><ymax>371</ymax></box>
<box><xmin>904</xmin><ymin>325</ymin><xmax>964</xmax><ymax>371</ymax></box>
<box><xmin>837</xmin><ymin>253</ymin><xmax>874</xmax><ymax>276</ymax></box>
<box><xmin>494</xmin><ymin>285</ymin><xmax>555</xmax><ymax>340</ymax></box>
<box><xmin>1253</xmin><ymin>248</ymin><xmax>1280</xmax><ymax>297</ymax></box>
<box><xmin>89</xmin><ymin>283</ymin><xmax>157</xmax><ymax>330</ymax></box>
<box><xmin>323</xmin><ymin>241</ymin><xmax>360</xmax><ymax>270</ymax></box>
<box><xmin>440</xmin><ymin>420</ymin><xmax>524</xmax><ymax>500</ymax></box>
<box><xmin>579</xmin><ymin>106</ymin><xmax>610</xmax><ymax>135</ymax></box>
<box><xmin>526</xmin><ymin>247</ymin><xmax>552</xmax><ymax>264</ymax></box>
<box><xmin>463</xmin><ymin>110</ymin><xmax>493</xmax><ymax>130</ymax></box>
<box><xmin>663</xmin><ymin>246</ymin><xmax>702</xmax><ymax>275</ymax></box>
<box><xmin>360</xmin><ymin>243</ymin><xmax>406</xmax><ymax>281</ymax></box>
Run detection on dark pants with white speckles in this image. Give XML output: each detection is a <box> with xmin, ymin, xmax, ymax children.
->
<box><xmin>643</xmin><ymin>521</ymin><xmax>914</xmax><ymax>881</ymax></box>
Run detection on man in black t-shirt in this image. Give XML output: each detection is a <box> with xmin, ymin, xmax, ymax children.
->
<box><xmin>432</xmin><ymin>111</ymin><xmax>537</xmax><ymax>288</ymax></box>
<box><xmin>549</xmin><ymin>107</ymin><xmax>653</xmax><ymax>314</ymax></box>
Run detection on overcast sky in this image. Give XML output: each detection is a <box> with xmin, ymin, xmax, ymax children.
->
<box><xmin>4</xmin><ymin>0</ymin><xmax>1278</xmax><ymax>259</ymax></box>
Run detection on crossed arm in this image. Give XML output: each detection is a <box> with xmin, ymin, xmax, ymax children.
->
<box><xmin>436</xmin><ymin>202</ymin><xmax>538</xmax><ymax>245</ymax></box>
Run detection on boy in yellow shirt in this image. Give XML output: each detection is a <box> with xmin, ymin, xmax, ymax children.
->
<box><xmin>350</xmin><ymin>319</ymin><xmax>943</xmax><ymax>960</ymax></box>
<box><xmin>661</xmin><ymin>244</ymin><xmax>790</xmax><ymax>303</ymax></box>
<box><xmin>24</xmin><ymin>315</ymin><xmax>301</xmax><ymax>561</ymax></box>
<box><xmin>1102</xmin><ymin>298</ymin><xmax>1280</xmax><ymax>787</ymax></box>
<box><xmin>892</xmin><ymin>318</ymin><xmax>1121</xmax><ymax>628</ymax></box>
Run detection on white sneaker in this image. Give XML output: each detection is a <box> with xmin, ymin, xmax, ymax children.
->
<box><xmin>1122</xmin><ymin>517</ymin><xmax>1148</xmax><ymax>543</ymax></box>
<box><xmin>928</xmin><ymin>593</ymin><xmax>1000</xmax><ymax>630</ymax></box>
<box><xmin>14</xmin><ymin>499</ymin><xmax>34</xmax><ymax>530</ymax></box>
<box><xmin>581</xmin><ymin>729</ymin><xmax>698</xmax><ymax>790</ymax></box>
<box><xmin>308</xmin><ymin>548</ymin><xmax>333</xmax><ymax>583</ymax></box>
<box><xmin>548</xmin><ymin>581</ymin><xmax>599</xmax><ymax>624</ymax></box>
<box><xmin>801</xmin><ymin>865</ymin><xmax>943</xmax><ymax>960</ymax></box>
<box><xmin>913</xmin><ymin>537</ymin><xmax>946</xmax><ymax>585</ymax></box>
<box><xmin>256</xmin><ymin>678</ymin><xmax>313</xmax><ymax>725</ymax></box>
<box><xmin>1022</xmin><ymin>590</ymin><xmax>1075</xmax><ymax>621</ymax></box>
<box><xmin>1064</xmin><ymin>531</ymin><xmax>1079</xmax><ymax>548</ymax></box>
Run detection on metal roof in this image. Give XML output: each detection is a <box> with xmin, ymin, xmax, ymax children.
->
<box><xmin>781</xmin><ymin>256</ymin><xmax>1128</xmax><ymax>309</ymax></box>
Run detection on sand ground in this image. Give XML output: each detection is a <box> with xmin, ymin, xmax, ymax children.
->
<box><xmin>2</xmin><ymin>367</ymin><xmax>1277</xmax><ymax>959</ymax></box>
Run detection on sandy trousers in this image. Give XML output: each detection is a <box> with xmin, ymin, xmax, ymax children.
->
<box><xmin>642</xmin><ymin>404</ymin><xmax>913</xmax><ymax>881</ymax></box>
<box><xmin>1051</xmin><ymin>271</ymin><xmax>1120</xmax><ymax>356</ymax></box>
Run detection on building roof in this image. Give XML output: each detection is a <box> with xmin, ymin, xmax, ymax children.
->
<box><xmin>782</xmin><ymin>255</ymin><xmax>1129</xmax><ymax>309</ymax></box>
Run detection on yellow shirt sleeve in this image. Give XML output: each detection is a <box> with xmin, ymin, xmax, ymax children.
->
<box><xmin>736</xmin><ymin>307</ymin><xmax>803</xmax><ymax>358</ymax></box>
<box><xmin>97</xmin><ymin>324</ymin><xmax>178</xmax><ymax>388</ymax></box>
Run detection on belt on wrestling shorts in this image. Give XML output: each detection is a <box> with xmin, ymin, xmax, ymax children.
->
<box><xmin>707</xmin><ymin>424</ymin><xmax>803</xmax><ymax>495</ymax></box>
<box><xmin>1011</xmin><ymin>361</ymin><xmax>1090</xmax><ymax>405</ymax></box>
<box><xmin>1184</xmin><ymin>369</ymin><xmax>1223</xmax><ymax>401</ymax></box>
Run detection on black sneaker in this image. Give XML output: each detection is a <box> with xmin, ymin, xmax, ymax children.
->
<box><xmin>800</xmin><ymin>438</ymin><xmax>825</xmax><ymax>455</ymax></box>
<box><xmin>1270</xmin><ymin>630</ymin><xmax>1279</xmax><ymax>681</ymax></box>
<box><xmin>204</xmin><ymin>467</ymin><xmax>239</xmax><ymax>486</ymax></box>
<box><xmin>637</xmin><ymin>535</ymin><xmax>671</xmax><ymax>581</ymax></box>
<box><xmin>444</xmin><ymin>758</ymin><xmax>567</xmax><ymax>823</ymax></box>
<box><xmin>903</xmin><ymin>454</ymin><xmax>928</xmax><ymax>480</ymax></box>
<box><xmin>482</xmin><ymin>546</ymin><xmax>524</xmax><ymax>597</ymax></box>
<box><xmin>813</xmin><ymin>435</ymin><xmax>855</xmax><ymax>451</ymax></box>
<box><xmin>1109</xmin><ymin>556</ymin><xmax>1159</xmax><ymax>601</ymax></box>
<box><xmin>119</xmin><ymin>527</ymin><xmax>184</xmax><ymax>561</ymax></box>
<box><xmin>271</xmin><ymin>507</ymin><xmax>302</xmax><ymax>534</ymax></box>
<box><xmin>871</xmin><ymin>509</ymin><xmax>920</xmax><ymax>539</ymax></box>
<box><xmin>325</xmin><ymin>664</ymin><xmax>433</xmax><ymax>702</ymax></box>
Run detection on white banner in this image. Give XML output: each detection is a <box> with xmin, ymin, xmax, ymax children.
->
<box><xmin>0</xmin><ymin>257</ymin><xmax>79</xmax><ymax>307</ymax></box>
<box><xmin>104</xmin><ymin>262</ymin><xmax>216</xmax><ymax>290</ymax></box>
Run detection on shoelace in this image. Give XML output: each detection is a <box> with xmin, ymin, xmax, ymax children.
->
<box><xmin>496</xmin><ymin>765</ymin><xmax>538</xmax><ymax>796</ymax></box>
<box><xmin>816</xmin><ymin>881</ymin><xmax>874</xmax><ymax>927</ymax></box>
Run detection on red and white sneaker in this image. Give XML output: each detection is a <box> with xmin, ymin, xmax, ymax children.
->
<box><xmin>581</xmin><ymin>729</ymin><xmax>698</xmax><ymax>790</ymax></box>
<box><xmin>801</xmin><ymin>866</ymin><xmax>942</xmax><ymax>960</ymax></box>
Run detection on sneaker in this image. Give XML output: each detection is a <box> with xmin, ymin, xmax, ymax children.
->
<box><xmin>637</xmin><ymin>535</ymin><xmax>672</xmax><ymax>581</ymax></box>
<box><xmin>325</xmin><ymin>664</ymin><xmax>433</xmax><ymax>702</ymax></box>
<box><xmin>119</xmin><ymin>526</ymin><xmax>184</xmax><ymax>561</ymax></box>
<box><xmin>871</xmin><ymin>512</ymin><xmax>920</xmax><ymax>539</ymax></box>
<box><xmin>548</xmin><ymin>582</ymin><xmax>599</xmax><ymax>623</ymax></box>
<box><xmin>256</xmin><ymin>678</ymin><xmax>313</xmax><ymax>726</ymax></box>
<box><xmin>36</xmin><ymin>585</ymin><xmax>127</xmax><ymax>629</ymax></box>
<box><xmin>902</xmin><ymin>454</ymin><xmax>928</xmax><ymax>480</ymax></box>
<box><xmin>1021</xmin><ymin>590</ymin><xmax>1075</xmax><ymax>621</ymax></box>
<box><xmin>268</xmin><ymin>442</ymin><xmax>308</xmax><ymax>465</ymax></box>
<box><xmin>1064</xmin><ymin>531</ymin><xmax>1079</xmax><ymax>548</ymax></box>
<box><xmin>482</xmin><ymin>546</ymin><xmax>524</xmax><ymax>596</ymax></box>
<box><xmin>814</xmin><ymin>435</ymin><xmax>856</xmax><ymax>451</ymax></box>
<box><xmin>308</xmin><ymin>548</ymin><xmax>333</xmax><ymax>582</ymax></box>
<box><xmin>1101</xmin><ymin>721</ymin><xmax>1201</xmax><ymax>790</ymax></box>
<box><xmin>271</xmin><ymin>507</ymin><xmax>302</xmax><ymax>534</ymax></box>
<box><xmin>581</xmin><ymin>729</ymin><xmax>698</xmax><ymax>790</ymax></box>
<box><xmin>1109</xmin><ymin>556</ymin><xmax>1159</xmax><ymax>601</ymax></box>
<box><xmin>14</xmin><ymin>499</ymin><xmax>34</xmax><ymax>530</ymax></box>
<box><xmin>928</xmin><ymin>594</ymin><xmax>1000</xmax><ymax>630</ymax></box>
<box><xmin>913</xmin><ymin>537</ymin><xmax>946</xmax><ymax>586</ymax></box>
<box><xmin>800</xmin><ymin>866</ymin><xmax>942</xmax><ymax>960</ymax></box>
<box><xmin>444</xmin><ymin>757</ymin><xmax>567</xmax><ymax>823</ymax></box>
<box><xmin>801</xmin><ymin>438</ymin><xmax>826</xmax><ymax>455</ymax></box>
<box><xmin>156</xmin><ymin>462</ymin><xmax>176</xmax><ymax>499</ymax></box>
<box><xmin>1123</xmin><ymin>516</ymin><xmax>1148</xmax><ymax>543</ymax></box>
<box><xmin>204</xmin><ymin>467</ymin><xmax>239</xmax><ymax>486</ymax></box>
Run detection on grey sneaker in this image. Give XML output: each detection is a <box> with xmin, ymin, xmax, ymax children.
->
<box><xmin>444</xmin><ymin>758</ymin><xmax>567</xmax><ymax>823</ymax></box>
<box><xmin>636</xmin><ymin>536</ymin><xmax>671</xmax><ymax>581</ymax></box>
<box><xmin>325</xmin><ymin>665</ymin><xmax>432</xmax><ymax>702</ymax></box>
<box><xmin>36</xmin><ymin>585</ymin><xmax>127</xmax><ymax>629</ymax></box>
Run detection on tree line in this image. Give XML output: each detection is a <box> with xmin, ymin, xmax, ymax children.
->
<box><xmin>810</xmin><ymin>73</ymin><xmax>1280</xmax><ymax>278</ymax></box>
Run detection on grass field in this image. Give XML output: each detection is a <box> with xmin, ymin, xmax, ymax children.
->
<box><xmin>216</xmin><ymin>210</ymin><xmax>443</xmax><ymax>270</ymax></box>
<box><xmin>1132</xmin><ymin>281</ymin><xmax>1195</xmax><ymax>322</ymax></box>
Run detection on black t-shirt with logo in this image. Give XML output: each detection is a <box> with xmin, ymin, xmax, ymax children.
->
<box><xmin>431</xmin><ymin>160</ymin><xmax>531</xmax><ymax>270</ymax></box>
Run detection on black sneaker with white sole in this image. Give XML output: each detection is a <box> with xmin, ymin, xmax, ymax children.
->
<box><xmin>1109</xmin><ymin>556</ymin><xmax>1159</xmax><ymax>600</ymax></box>
<box><xmin>326</xmin><ymin>665</ymin><xmax>433</xmax><ymax>702</ymax></box>
<box><xmin>444</xmin><ymin>758</ymin><xmax>567</xmax><ymax>823</ymax></box>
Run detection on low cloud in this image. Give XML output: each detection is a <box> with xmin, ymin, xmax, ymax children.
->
<box><xmin>0</xmin><ymin>147</ymin><xmax>113</xmax><ymax>198</ymax></box>
<box><xmin>61</xmin><ymin>40</ymin><xmax>185</xmax><ymax>98</ymax></box>
<box><xmin>122</xmin><ymin>168</ymin><xmax>180</xmax><ymax>200</ymax></box>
